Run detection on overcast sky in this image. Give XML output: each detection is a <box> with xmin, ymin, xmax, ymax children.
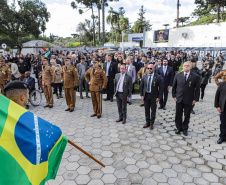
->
<box><xmin>42</xmin><ymin>0</ymin><xmax>197</xmax><ymax>38</ymax></box>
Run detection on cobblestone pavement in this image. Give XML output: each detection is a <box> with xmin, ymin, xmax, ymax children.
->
<box><xmin>29</xmin><ymin>70</ymin><xmax>226</xmax><ymax>185</ymax></box>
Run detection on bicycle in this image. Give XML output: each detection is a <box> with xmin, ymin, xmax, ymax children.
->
<box><xmin>29</xmin><ymin>89</ymin><xmax>42</xmax><ymax>106</ymax></box>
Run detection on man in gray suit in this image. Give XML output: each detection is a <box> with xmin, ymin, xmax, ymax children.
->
<box><xmin>77</xmin><ymin>57</ymin><xmax>90</xmax><ymax>99</ymax></box>
<box><xmin>115</xmin><ymin>64</ymin><xmax>132</xmax><ymax>124</ymax></box>
<box><xmin>126</xmin><ymin>56</ymin><xmax>136</xmax><ymax>105</ymax></box>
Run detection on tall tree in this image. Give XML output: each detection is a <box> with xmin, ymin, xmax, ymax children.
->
<box><xmin>0</xmin><ymin>0</ymin><xmax>50</xmax><ymax>52</ymax></box>
<box><xmin>106</xmin><ymin>7</ymin><xmax>118</xmax><ymax>42</ymax></box>
<box><xmin>163</xmin><ymin>24</ymin><xmax>170</xmax><ymax>29</ymax></box>
<box><xmin>132</xmin><ymin>6</ymin><xmax>152</xmax><ymax>33</ymax></box>
<box><xmin>194</xmin><ymin>0</ymin><xmax>226</xmax><ymax>23</ymax></box>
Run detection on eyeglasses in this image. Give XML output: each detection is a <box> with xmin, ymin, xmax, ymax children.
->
<box><xmin>147</xmin><ymin>68</ymin><xmax>152</xmax><ymax>69</ymax></box>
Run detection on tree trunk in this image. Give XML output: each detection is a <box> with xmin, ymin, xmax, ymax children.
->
<box><xmin>98</xmin><ymin>8</ymin><xmax>100</xmax><ymax>44</ymax></box>
<box><xmin>91</xmin><ymin>5</ymin><xmax>96</xmax><ymax>46</ymax></box>
<box><xmin>222</xmin><ymin>6</ymin><xmax>224</xmax><ymax>20</ymax></box>
<box><xmin>102</xmin><ymin>0</ymin><xmax>105</xmax><ymax>44</ymax></box>
<box><xmin>176</xmin><ymin>0</ymin><xmax>179</xmax><ymax>28</ymax></box>
<box><xmin>217</xmin><ymin>3</ymin><xmax>221</xmax><ymax>23</ymax></box>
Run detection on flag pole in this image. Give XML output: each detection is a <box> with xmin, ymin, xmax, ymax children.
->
<box><xmin>68</xmin><ymin>140</ymin><xmax>105</xmax><ymax>167</ymax></box>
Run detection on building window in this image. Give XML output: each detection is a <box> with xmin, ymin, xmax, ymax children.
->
<box><xmin>214</xmin><ymin>36</ymin><xmax>221</xmax><ymax>40</ymax></box>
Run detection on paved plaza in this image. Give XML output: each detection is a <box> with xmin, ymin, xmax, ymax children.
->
<box><xmin>29</xmin><ymin>70</ymin><xmax>226</xmax><ymax>185</ymax></box>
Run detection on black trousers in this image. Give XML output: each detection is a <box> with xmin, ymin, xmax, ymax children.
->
<box><xmin>116</xmin><ymin>92</ymin><xmax>127</xmax><ymax>120</ymax></box>
<box><xmin>200</xmin><ymin>84</ymin><xmax>207</xmax><ymax>99</ymax></box>
<box><xmin>54</xmin><ymin>83</ymin><xmax>62</xmax><ymax>94</ymax></box>
<box><xmin>175</xmin><ymin>102</ymin><xmax>193</xmax><ymax>131</ymax></box>
<box><xmin>160</xmin><ymin>87</ymin><xmax>168</xmax><ymax>107</ymax></box>
<box><xmin>79</xmin><ymin>78</ymin><xmax>88</xmax><ymax>97</ymax></box>
<box><xmin>220</xmin><ymin>111</ymin><xmax>226</xmax><ymax>140</ymax></box>
<box><xmin>144</xmin><ymin>93</ymin><xmax>157</xmax><ymax>124</ymax></box>
<box><xmin>106</xmin><ymin>77</ymin><xmax>114</xmax><ymax>100</ymax></box>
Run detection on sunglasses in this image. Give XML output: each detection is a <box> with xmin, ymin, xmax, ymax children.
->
<box><xmin>147</xmin><ymin>68</ymin><xmax>152</xmax><ymax>69</ymax></box>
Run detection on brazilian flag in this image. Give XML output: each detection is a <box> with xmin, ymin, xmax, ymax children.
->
<box><xmin>0</xmin><ymin>94</ymin><xmax>68</xmax><ymax>185</ymax></box>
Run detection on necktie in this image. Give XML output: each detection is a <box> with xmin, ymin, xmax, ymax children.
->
<box><xmin>93</xmin><ymin>69</ymin><xmax>95</xmax><ymax>75</ymax></box>
<box><xmin>147</xmin><ymin>75</ymin><xmax>152</xmax><ymax>92</ymax></box>
<box><xmin>65</xmin><ymin>66</ymin><xmax>67</xmax><ymax>71</ymax></box>
<box><xmin>185</xmin><ymin>73</ymin><xmax>187</xmax><ymax>82</ymax></box>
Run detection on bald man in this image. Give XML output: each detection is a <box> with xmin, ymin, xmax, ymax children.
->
<box><xmin>172</xmin><ymin>61</ymin><xmax>200</xmax><ymax>136</ymax></box>
<box><xmin>140</xmin><ymin>64</ymin><xmax>163</xmax><ymax>130</ymax></box>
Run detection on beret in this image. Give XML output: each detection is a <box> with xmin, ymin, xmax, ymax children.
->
<box><xmin>4</xmin><ymin>81</ymin><xmax>29</xmax><ymax>92</ymax></box>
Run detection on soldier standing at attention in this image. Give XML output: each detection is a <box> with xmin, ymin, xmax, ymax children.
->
<box><xmin>85</xmin><ymin>60</ymin><xmax>108</xmax><ymax>118</ymax></box>
<box><xmin>61</xmin><ymin>57</ymin><xmax>79</xmax><ymax>112</ymax></box>
<box><xmin>42</xmin><ymin>57</ymin><xmax>56</xmax><ymax>108</ymax></box>
<box><xmin>0</xmin><ymin>58</ymin><xmax>11</xmax><ymax>94</ymax></box>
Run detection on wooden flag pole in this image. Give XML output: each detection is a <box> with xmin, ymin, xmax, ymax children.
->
<box><xmin>68</xmin><ymin>140</ymin><xmax>105</xmax><ymax>167</ymax></box>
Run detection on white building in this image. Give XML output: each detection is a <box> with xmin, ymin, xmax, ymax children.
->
<box><xmin>128</xmin><ymin>22</ymin><xmax>226</xmax><ymax>48</ymax></box>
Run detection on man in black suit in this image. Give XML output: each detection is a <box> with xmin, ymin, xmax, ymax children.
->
<box><xmin>114</xmin><ymin>64</ymin><xmax>132</xmax><ymax>124</ymax></box>
<box><xmin>215</xmin><ymin>81</ymin><xmax>226</xmax><ymax>144</ymax></box>
<box><xmin>140</xmin><ymin>64</ymin><xmax>163</xmax><ymax>130</ymax></box>
<box><xmin>103</xmin><ymin>54</ymin><xmax>118</xmax><ymax>102</ymax></box>
<box><xmin>172</xmin><ymin>61</ymin><xmax>200</xmax><ymax>136</ymax></box>
<box><xmin>157</xmin><ymin>58</ymin><xmax>174</xmax><ymax>110</ymax></box>
<box><xmin>168</xmin><ymin>55</ymin><xmax>181</xmax><ymax>78</ymax></box>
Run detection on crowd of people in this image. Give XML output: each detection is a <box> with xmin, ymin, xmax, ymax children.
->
<box><xmin>0</xmin><ymin>48</ymin><xmax>226</xmax><ymax>144</ymax></box>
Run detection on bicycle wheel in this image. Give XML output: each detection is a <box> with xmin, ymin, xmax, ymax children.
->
<box><xmin>30</xmin><ymin>90</ymin><xmax>42</xmax><ymax>106</ymax></box>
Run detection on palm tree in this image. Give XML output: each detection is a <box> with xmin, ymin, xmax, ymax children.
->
<box><xmin>119</xmin><ymin>16</ymin><xmax>129</xmax><ymax>31</ymax></box>
<box><xmin>106</xmin><ymin>7</ymin><xmax>118</xmax><ymax>43</ymax></box>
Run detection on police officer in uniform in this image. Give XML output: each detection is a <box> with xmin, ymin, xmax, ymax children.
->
<box><xmin>85</xmin><ymin>60</ymin><xmax>108</xmax><ymax>118</ymax></box>
<box><xmin>42</xmin><ymin>57</ymin><xmax>56</xmax><ymax>108</ymax></box>
<box><xmin>0</xmin><ymin>58</ymin><xmax>11</xmax><ymax>94</ymax></box>
<box><xmin>61</xmin><ymin>57</ymin><xmax>79</xmax><ymax>112</ymax></box>
<box><xmin>137</xmin><ymin>61</ymin><xmax>149</xmax><ymax>106</ymax></box>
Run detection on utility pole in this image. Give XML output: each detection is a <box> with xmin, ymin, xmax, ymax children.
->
<box><xmin>176</xmin><ymin>0</ymin><xmax>180</xmax><ymax>28</ymax></box>
<box><xmin>102</xmin><ymin>0</ymin><xmax>105</xmax><ymax>45</ymax></box>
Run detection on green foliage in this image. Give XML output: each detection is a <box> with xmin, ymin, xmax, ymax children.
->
<box><xmin>66</xmin><ymin>42</ymin><xmax>84</xmax><ymax>47</ymax></box>
<box><xmin>191</xmin><ymin>14</ymin><xmax>217</xmax><ymax>25</ymax></box>
<box><xmin>174</xmin><ymin>17</ymin><xmax>190</xmax><ymax>26</ymax></box>
<box><xmin>132</xmin><ymin>6</ymin><xmax>152</xmax><ymax>33</ymax></box>
<box><xmin>0</xmin><ymin>0</ymin><xmax>50</xmax><ymax>52</ymax></box>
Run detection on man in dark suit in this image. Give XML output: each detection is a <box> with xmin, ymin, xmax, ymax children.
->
<box><xmin>103</xmin><ymin>54</ymin><xmax>118</xmax><ymax>102</ymax></box>
<box><xmin>114</xmin><ymin>64</ymin><xmax>132</xmax><ymax>124</ymax></box>
<box><xmin>168</xmin><ymin>55</ymin><xmax>181</xmax><ymax>78</ymax></box>
<box><xmin>140</xmin><ymin>64</ymin><xmax>163</xmax><ymax>130</ymax></box>
<box><xmin>157</xmin><ymin>58</ymin><xmax>174</xmax><ymax>110</ymax></box>
<box><xmin>172</xmin><ymin>61</ymin><xmax>200</xmax><ymax>136</ymax></box>
<box><xmin>23</xmin><ymin>71</ymin><xmax>35</xmax><ymax>93</ymax></box>
<box><xmin>215</xmin><ymin>81</ymin><xmax>226</xmax><ymax>144</ymax></box>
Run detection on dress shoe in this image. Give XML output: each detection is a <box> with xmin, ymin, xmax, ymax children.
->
<box><xmin>158</xmin><ymin>106</ymin><xmax>163</xmax><ymax>109</ymax></box>
<box><xmin>122</xmin><ymin>120</ymin><xmax>126</xmax><ymax>124</ymax></box>
<box><xmin>104</xmin><ymin>98</ymin><xmax>110</xmax><ymax>101</ymax></box>
<box><xmin>70</xmin><ymin>109</ymin><xmax>74</xmax><ymax>112</ymax></box>
<box><xmin>65</xmin><ymin>108</ymin><xmax>70</xmax><ymax>111</ymax></box>
<box><xmin>129</xmin><ymin>102</ymin><xmax>132</xmax><ymax>105</ymax></box>
<box><xmin>43</xmin><ymin>105</ymin><xmax>49</xmax><ymax>108</ymax></box>
<box><xmin>53</xmin><ymin>92</ymin><xmax>56</xmax><ymax>94</ymax></box>
<box><xmin>183</xmin><ymin>130</ymin><xmax>188</xmax><ymax>136</ymax></box>
<box><xmin>116</xmin><ymin>118</ymin><xmax>123</xmax><ymax>122</ymax></box>
<box><xmin>49</xmin><ymin>105</ymin><xmax>53</xmax><ymax>108</ymax></box>
<box><xmin>140</xmin><ymin>104</ymin><xmax>144</xmax><ymax>107</ymax></box>
<box><xmin>217</xmin><ymin>138</ymin><xmax>224</xmax><ymax>144</ymax></box>
<box><xmin>97</xmin><ymin>115</ymin><xmax>101</xmax><ymax>119</ymax></box>
<box><xmin>110</xmin><ymin>99</ymin><xmax>113</xmax><ymax>102</ymax></box>
<box><xmin>175</xmin><ymin>129</ymin><xmax>181</xmax><ymax>134</ymax></box>
<box><xmin>80</xmin><ymin>96</ymin><xmax>84</xmax><ymax>99</ymax></box>
<box><xmin>191</xmin><ymin>110</ymin><xmax>195</xmax><ymax>114</ymax></box>
<box><xmin>149</xmin><ymin>124</ymin><xmax>154</xmax><ymax>130</ymax></box>
<box><xmin>86</xmin><ymin>95</ymin><xmax>90</xmax><ymax>98</ymax></box>
<box><xmin>90</xmin><ymin>114</ymin><xmax>97</xmax><ymax>117</ymax></box>
<box><xmin>163</xmin><ymin>107</ymin><xmax>166</xmax><ymax>110</ymax></box>
<box><xmin>143</xmin><ymin>124</ymin><xmax>150</xmax><ymax>128</ymax></box>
